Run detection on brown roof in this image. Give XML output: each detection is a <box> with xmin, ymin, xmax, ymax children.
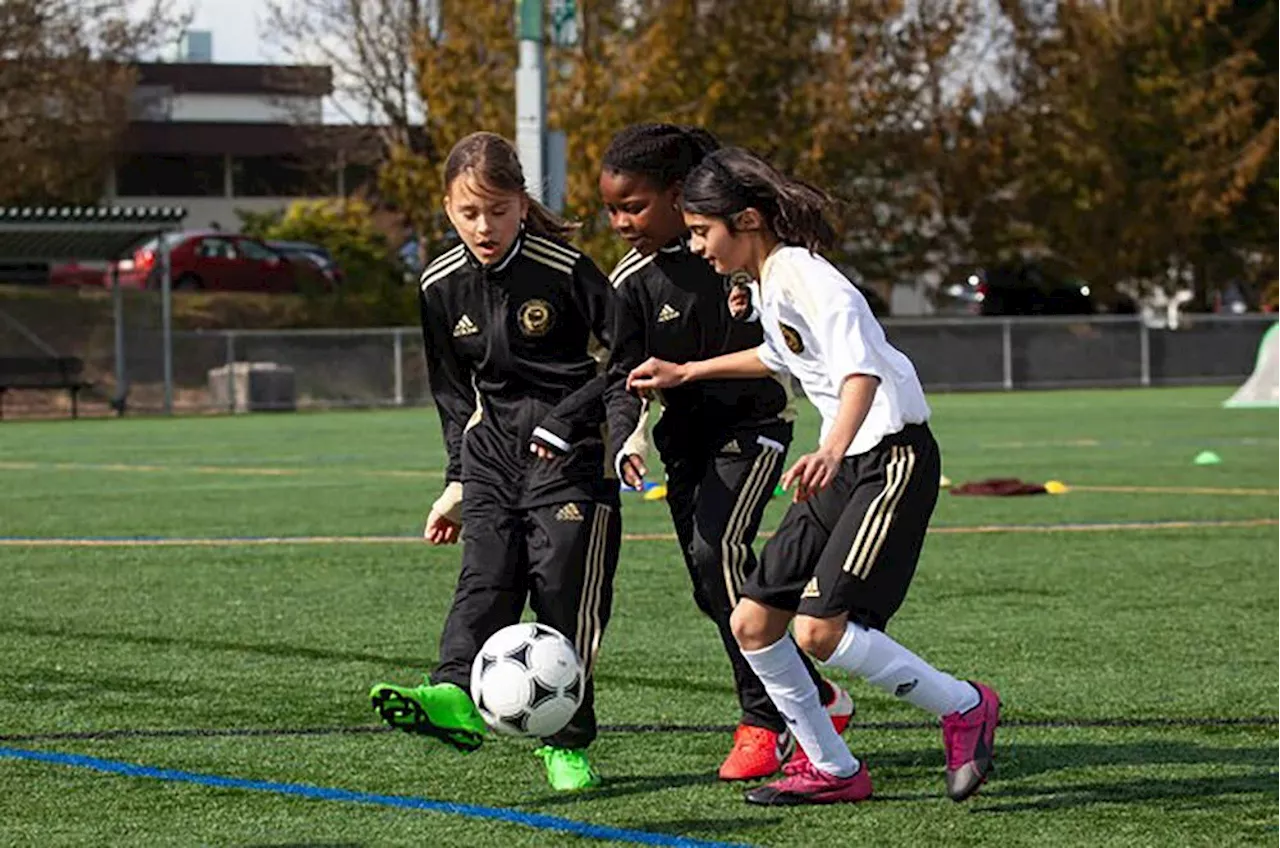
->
<box><xmin>135</xmin><ymin>63</ymin><xmax>332</xmax><ymax>97</ymax></box>
<box><xmin>122</xmin><ymin>122</ymin><xmax>384</xmax><ymax>160</ymax></box>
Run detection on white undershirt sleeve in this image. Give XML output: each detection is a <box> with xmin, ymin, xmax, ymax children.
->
<box><xmin>807</xmin><ymin>283</ymin><xmax>884</xmax><ymax>385</ymax></box>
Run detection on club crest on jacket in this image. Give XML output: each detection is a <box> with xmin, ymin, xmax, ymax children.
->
<box><xmin>519</xmin><ymin>299</ymin><xmax>555</xmax><ymax>337</ymax></box>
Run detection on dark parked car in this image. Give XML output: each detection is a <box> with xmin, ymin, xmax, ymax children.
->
<box><xmin>939</xmin><ymin>259</ymin><xmax>1106</xmax><ymax>316</ymax></box>
<box><xmin>980</xmin><ymin>260</ymin><xmax>1094</xmax><ymax>315</ymax></box>
<box><xmin>267</xmin><ymin>240</ymin><xmax>343</xmax><ymax>284</ymax></box>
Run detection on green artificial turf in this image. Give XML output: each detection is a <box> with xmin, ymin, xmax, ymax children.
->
<box><xmin>1</xmin><ymin>386</ymin><xmax>1275</xmax><ymax>846</ymax></box>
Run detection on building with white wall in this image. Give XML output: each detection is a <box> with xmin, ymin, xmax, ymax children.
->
<box><xmin>105</xmin><ymin>47</ymin><xmax>379</xmax><ymax>232</ymax></box>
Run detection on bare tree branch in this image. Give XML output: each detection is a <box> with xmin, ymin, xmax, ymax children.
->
<box><xmin>0</xmin><ymin>0</ymin><xmax>190</xmax><ymax>204</ymax></box>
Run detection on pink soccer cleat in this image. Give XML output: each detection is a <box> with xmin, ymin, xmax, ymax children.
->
<box><xmin>941</xmin><ymin>680</ymin><xmax>1001</xmax><ymax>801</ymax></box>
<box><xmin>744</xmin><ymin>759</ymin><xmax>873</xmax><ymax>806</ymax></box>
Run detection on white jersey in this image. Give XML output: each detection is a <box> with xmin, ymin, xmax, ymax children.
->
<box><xmin>754</xmin><ymin>245</ymin><xmax>930</xmax><ymax>455</ymax></box>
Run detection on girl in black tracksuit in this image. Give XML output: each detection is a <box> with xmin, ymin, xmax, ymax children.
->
<box><xmin>370</xmin><ymin>131</ymin><xmax>621</xmax><ymax>792</ymax></box>
<box><xmin>599</xmin><ymin>124</ymin><xmax>851</xmax><ymax>781</ymax></box>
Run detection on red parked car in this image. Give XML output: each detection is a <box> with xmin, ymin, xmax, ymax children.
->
<box><xmin>113</xmin><ymin>231</ymin><xmax>328</xmax><ymax>292</ymax></box>
<box><xmin>48</xmin><ymin>261</ymin><xmax>109</xmax><ymax>287</ymax></box>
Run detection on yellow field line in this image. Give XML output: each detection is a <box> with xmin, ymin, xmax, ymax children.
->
<box><xmin>0</xmin><ymin>461</ymin><xmax>442</xmax><ymax>479</ymax></box>
<box><xmin>6</xmin><ymin>461</ymin><xmax>1276</xmax><ymax>499</ymax></box>
<box><xmin>1069</xmin><ymin>484</ymin><xmax>1278</xmax><ymax>497</ymax></box>
<box><xmin>931</xmin><ymin>518</ymin><xmax>1277</xmax><ymax>535</ymax></box>
<box><xmin>981</xmin><ymin>439</ymin><xmax>1106</xmax><ymax>449</ymax></box>
<box><xmin>1</xmin><ymin>518</ymin><xmax>1273</xmax><ymax>548</ymax></box>
<box><xmin>980</xmin><ymin>438</ymin><xmax>1277</xmax><ymax>449</ymax></box>
<box><xmin>0</xmin><ymin>535</ymin><xmax>416</xmax><ymax>548</ymax></box>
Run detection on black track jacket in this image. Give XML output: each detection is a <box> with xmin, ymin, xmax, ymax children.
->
<box><xmin>419</xmin><ymin>231</ymin><xmax>620</xmax><ymax>508</ymax></box>
<box><xmin>604</xmin><ymin>239</ymin><xmax>791</xmax><ymax>464</ymax></box>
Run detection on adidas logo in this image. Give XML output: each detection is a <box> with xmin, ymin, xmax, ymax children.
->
<box><xmin>453</xmin><ymin>315</ymin><xmax>479</xmax><ymax>337</ymax></box>
<box><xmin>657</xmin><ymin>303</ymin><xmax>681</xmax><ymax>323</ymax></box>
<box><xmin>722</xmin><ymin>439</ymin><xmax>741</xmax><ymax>454</ymax></box>
<box><xmin>554</xmin><ymin>502</ymin><xmax>584</xmax><ymax>522</ymax></box>
<box><xmin>801</xmin><ymin>577</ymin><xmax>820</xmax><ymax>599</ymax></box>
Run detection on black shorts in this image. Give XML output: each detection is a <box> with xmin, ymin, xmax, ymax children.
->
<box><xmin>742</xmin><ymin>424</ymin><xmax>941</xmax><ymax>630</ymax></box>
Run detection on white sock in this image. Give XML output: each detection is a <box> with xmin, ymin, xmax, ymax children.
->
<box><xmin>741</xmin><ymin>638</ymin><xmax>859</xmax><ymax>777</ymax></box>
<box><xmin>824</xmin><ymin>622</ymin><xmax>979</xmax><ymax>717</ymax></box>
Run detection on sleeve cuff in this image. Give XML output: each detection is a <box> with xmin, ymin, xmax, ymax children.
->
<box><xmin>531</xmin><ymin>426</ymin><xmax>571</xmax><ymax>453</ymax></box>
<box><xmin>756</xmin><ymin>342</ymin><xmax>786</xmax><ymax>376</ymax></box>
<box><xmin>744</xmin><ymin>283</ymin><xmax>762</xmax><ymax>323</ymax></box>
<box><xmin>833</xmin><ymin>365</ymin><xmax>884</xmax><ymax>387</ymax></box>
<box><xmin>614</xmin><ymin>427</ymin><xmax>651</xmax><ymax>480</ymax></box>
<box><xmin>430</xmin><ymin>481</ymin><xmax>463</xmax><ymax>524</ymax></box>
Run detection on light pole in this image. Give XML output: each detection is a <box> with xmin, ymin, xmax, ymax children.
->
<box><xmin>515</xmin><ymin>0</ymin><xmax>546</xmax><ymax>204</ymax></box>
<box><xmin>515</xmin><ymin>1</ymin><xmax>572</xmax><ymax>212</ymax></box>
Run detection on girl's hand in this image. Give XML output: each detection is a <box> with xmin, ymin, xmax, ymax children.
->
<box><xmin>728</xmin><ymin>284</ymin><xmax>752</xmax><ymax>318</ymax></box>
<box><xmin>424</xmin><ymin>509</ymin><xmax>461</xmax><ymax>545</ymax></box>
<box><xmin>780</xmin><ymin>449</ymin><xmax>842</xmax><ymax>503</ymax></box>
<box><xmin>619</xmin><ymin>454</ymin><xmax>647</xmax><ymax>490</ymax></box>
<box><xmin>627</xmin><ymin>357</ymin><xmax>687</xmax><ymax>392</ymax></box>
<box><xmin>529</xmin><ymin>442</ymin><xmax>557</xmax><ymax>460</ymax></box>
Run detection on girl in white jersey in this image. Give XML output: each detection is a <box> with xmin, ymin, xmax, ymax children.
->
<box><xmin>628</xmin><ymin>147</ymin><xmax>1000</xmax><ymax>807</ymax></box>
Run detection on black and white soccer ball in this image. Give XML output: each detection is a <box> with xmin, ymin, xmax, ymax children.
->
<box><xmin>470</xmin><ymin>622</ymin><xmax>584</xmax><ymax>738</ymax></box>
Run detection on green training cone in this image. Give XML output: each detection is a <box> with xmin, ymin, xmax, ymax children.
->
<box><xmin>1193</xmin><ymin>450</ymin><xmax>1222</xmax><ymax>466</ymax></box>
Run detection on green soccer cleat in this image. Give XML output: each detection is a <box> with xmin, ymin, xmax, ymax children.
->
<box><xmin>369</xmin><ymin>681</ymin><xmax>487</xmax><ymax>753</ymax></box>
<box><xmin>535</xmin><ymin>746</ymin><xmax>601</xmax><ymax>791</ymax></box>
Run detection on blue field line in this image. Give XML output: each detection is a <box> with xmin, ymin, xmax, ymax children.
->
<box><xmin>0</xmin><ymin>746</ymin><xmax>750</xmax><ymax>848</ymax></box>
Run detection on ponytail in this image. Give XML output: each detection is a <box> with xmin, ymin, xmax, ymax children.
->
<box><xmin>683</xmin><ymin>147</ymin><xmax>836</xmax><ymax>253</ymax></box>
<box><xmin>772</xmin><ymin>179</ymin><xmax>836</xmax><ymax>253</ymax></box>
<box><xmin>525</xmin><ymin>198</ymin><xmax>580</xmax><ymax>240</ymax></box>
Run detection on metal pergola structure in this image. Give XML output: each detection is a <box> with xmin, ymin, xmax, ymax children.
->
<box><xmin>0</xmin><ymin>206</ymin><xmax>187</xmax><ymax>413</ymax></box>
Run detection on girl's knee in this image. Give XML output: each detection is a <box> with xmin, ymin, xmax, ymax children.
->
<box><xmin>729</xmin><ymin>603</ymin><xmax>761</xmax><ymax>647</ymax></box>
<box><xmin>730</xmin><ymin>600</ymin><xmax>788</xmax><ymax>651</ymax></box>
<box><xmin>793</xmin><ymin>615</ymin><xmax>847</xmax><ymax>661</ymax></box>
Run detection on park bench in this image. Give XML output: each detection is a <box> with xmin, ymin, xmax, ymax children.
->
<box><xmin>0</xmin><ymin>356</ymin><xmax>93</xmax><ymax>419</ymax></box>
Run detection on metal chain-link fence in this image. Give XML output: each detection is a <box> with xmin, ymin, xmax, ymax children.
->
<box><xmin>886</xmin><ymin>315</ymin><xmax>1276</xmax><ymax>391</ymax></box>
<box><xmin>0</xmin><ymin>293</ymin><xmax>1274</xmax><ymax>416</ymax></box>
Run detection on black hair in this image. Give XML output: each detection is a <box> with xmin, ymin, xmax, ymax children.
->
<box><xmin>682</xmin><ymin>147</ymin><xmax>836</xmax><ymax>253</ymax></box>
<box><xmin>444</xmin><ymin>131</ymin><xmax>577</xmax><ymax>239</ymax></box>
<box><xmin>601</xmin><ymin>123</ymin><xmax>721</xmax><ymax>189</ymax></box>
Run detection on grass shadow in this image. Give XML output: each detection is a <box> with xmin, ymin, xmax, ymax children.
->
<box><xmin>860</xmin><ymin>738</ymin><xmax>1277</xmax><ymax>811</ymax></box>
<box><xmin>596</xmin><ymin>669</ymin><xmax>736</xmax><ymax>698</ymax></box>
<box><xmin>627</xmin><ymin>815</ymin><xmax>782</xmax><ymax>840</ymax></box>
<box><xmin>525</xmin><ymin>770</ymin><xmax>722</xmax><ymax>807</ymax></box>
<box><xmin>971</xmin><ymin>771</ymin><xmax>1276</xmax><ymax>813</ymax></box>
<box><xmin>866</xmin><ymin>738</ymin><xmax>1276</xmax><ymax>778</ymax></box>
<box><xmin>1</xmin><ymin>620</ymin><xmax>427</xmax><ymax>669</ymax></box>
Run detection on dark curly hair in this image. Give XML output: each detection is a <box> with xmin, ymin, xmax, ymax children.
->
<box><xmin>601</xmin><ymin>123</ymin><xmax>720</xmax><ymax>188</ymax></box>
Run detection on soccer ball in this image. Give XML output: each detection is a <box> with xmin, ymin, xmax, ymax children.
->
<box><xmin>470</xmin><ymin>622</ymin><xmax>584</xmax><ymax>738</ymax></box>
